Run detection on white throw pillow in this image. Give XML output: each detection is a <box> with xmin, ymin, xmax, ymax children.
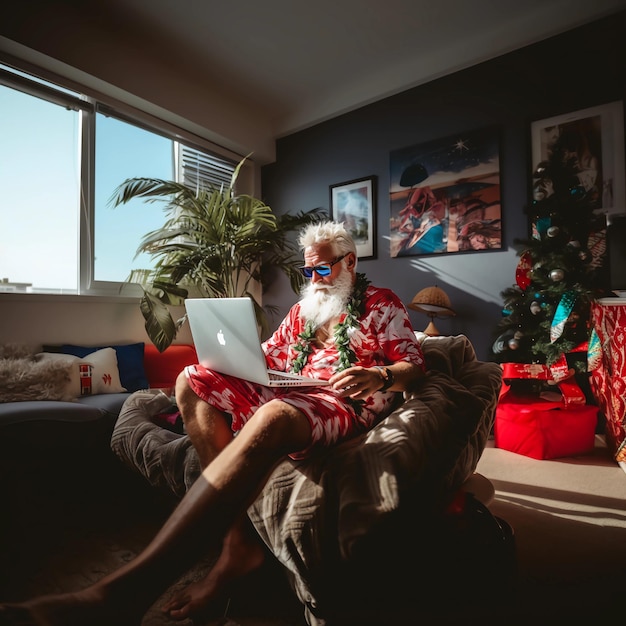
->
<box><xmin>82</xmin><ymin>347</ymin><xmax>126</xmax><ymax>394</ymax></box>
<box><xmin>36</xmin><ymin>352</ymin><xmax>92</xmax><ymax>399</ymax></box>
<box><xmin>38</xmin><ymin>348</ymin><xmax>126</xmax><ymax>396</ymax></box>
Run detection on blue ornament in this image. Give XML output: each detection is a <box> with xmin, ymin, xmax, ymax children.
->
<box><xmin>533</xmin><ymin>216</ymin><xmax>551</xmax><ymax>238</ymax></box>
<box><xmin>550</xmin><ymin>290</ymin><xmax>576</xmax><ymax>343</ymax></box>
<box><xmin>569</xmin><ymin>186</ymin><xmax>585</xmax><ymax>199</ymax></box>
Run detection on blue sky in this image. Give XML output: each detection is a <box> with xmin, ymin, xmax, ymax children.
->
<box><xmin>1</xmin><ymin>83</ymin><xmax>173</xmax><ymax>290</ymax></box>
<box><xmin>95</xmin><ymin>115</ymin><xmax>173</xmax><ymax>282</ymax></box>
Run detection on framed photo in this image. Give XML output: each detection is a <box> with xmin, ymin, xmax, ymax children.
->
<box><xmin>329</xmin><ymin>175</ymin><xmax>377</xmax><ymax>259</ymax></box>
<box><xmin>389</xmin><ymin>126</ymin><xmax>502</xmax><ymax>257</ymax></box>
<box><xmin>530</xmin><ymin>101</ymin><xmax>625</xmax><ymax>216</ymax></box>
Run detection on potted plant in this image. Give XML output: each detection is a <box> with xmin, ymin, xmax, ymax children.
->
<box><xmin>112</xmin><ymin>158</ymin><xmax>324</xmax><ymax>351</ymax></box>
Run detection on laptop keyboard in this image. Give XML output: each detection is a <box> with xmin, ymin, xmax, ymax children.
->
<box><xmin>267</xmin><ymin>370</ymin><xmax>329</xmax><ymax>386</ymax></box>
<box><xmin>268</xmin><ymin>371</ymin><xmax>304</xmax><ymax>381</ymax></box>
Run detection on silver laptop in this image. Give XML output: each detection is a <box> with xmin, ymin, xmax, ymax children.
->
<box><xmin>185</xmin><ymin>297</ymin><xmax>329</xmax><ymax>387</ymax></box>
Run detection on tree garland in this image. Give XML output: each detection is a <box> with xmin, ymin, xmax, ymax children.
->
<box><xmin>291</xmin><ymin>272</ymin><xmax>371</xmax><ymax>375</ymax></box>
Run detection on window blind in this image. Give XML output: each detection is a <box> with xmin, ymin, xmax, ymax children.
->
<box><xmin>176</xmin><ymin>143</ymin><xmax>235</xmax><ymax>191</ymax></box>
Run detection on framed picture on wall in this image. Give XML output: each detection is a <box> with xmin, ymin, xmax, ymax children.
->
<box><xmin>329</xmin><ymin>175</ymin><xmax>377</xmax><ymax>260</ymax></box>
<box><xmin>389</xmin><ymin>126</ymin><xmax>502</xmax><ymax>258</ymax></box>
<box><xmin>530</xmin><ymin>101</ymin><xmax>625</xmax><ymax>216</ymax></box>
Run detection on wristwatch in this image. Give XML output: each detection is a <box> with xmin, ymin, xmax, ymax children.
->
<box><xmin>375</xmin><ymin>366</ymin><xmax>394</xmax><ymax>391</ymax></box>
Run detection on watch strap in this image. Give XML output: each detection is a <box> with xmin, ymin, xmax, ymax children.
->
<box><xmin>375</xmin><ymin>365</ymin><xmax>394</xmax><ymax>391</ymax></box>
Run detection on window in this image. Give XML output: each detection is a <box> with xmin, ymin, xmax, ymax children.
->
<box><xmin>0</xmin><ymin>62</ymin><xmax>237</xmax><ymax>296</ymax></box>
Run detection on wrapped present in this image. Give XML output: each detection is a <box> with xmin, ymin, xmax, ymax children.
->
<box><xmin>589</xmin><ymin>300</ymin><xmax>626</xmax><ymax>461</ymax></box>
<box><xmin>495</xmin><ymin>362</ymin><xmax>598</xmax><ymax>460</ymax></box>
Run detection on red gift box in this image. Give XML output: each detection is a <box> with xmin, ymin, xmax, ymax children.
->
<box><xmin>495</xmin><ymin>363</ymin><xmax>598</xmax><ymax>460</ymax></box>
<box><xmin>495</xmin><ymin>395</ymin><xmax>598</xmax><ymax>460</ymax></box>
<box><xmin>589</xmin><ymin>300</ymin><xmax>626</xmax><ymax>461</ymax></box>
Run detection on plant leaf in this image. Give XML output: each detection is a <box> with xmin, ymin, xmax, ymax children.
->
<box><xmin>139</xmin><ymin>292</ymin><xmax>177</xmax><ymax>352</ymax></box>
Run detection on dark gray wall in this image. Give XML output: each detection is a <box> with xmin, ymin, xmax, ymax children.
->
<box><xmin>261</xmin><ymin>12</ymin><xmax>626</xmax><ymax>361</ymax></box>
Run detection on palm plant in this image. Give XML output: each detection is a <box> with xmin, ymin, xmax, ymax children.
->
<box><xmin>112</xmin><ymin>159</ymin><xmax>324</xmax><ymax>351</ymax></box>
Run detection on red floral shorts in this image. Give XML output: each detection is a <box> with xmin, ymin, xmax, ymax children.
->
<box><xmin>185</xmin><ymin>364</ymin><xmax>375</xmax><ymax>459</ymax></box>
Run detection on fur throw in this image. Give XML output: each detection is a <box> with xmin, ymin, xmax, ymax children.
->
<box><xmin>0</xmin><ymin>344</ymin><xmax>75</xmax><ymax>403</ymax></box>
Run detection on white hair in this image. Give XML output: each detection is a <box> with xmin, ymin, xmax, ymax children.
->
<box><xmin>298</xmin><ymin>221</ymin><xmax>357</xmax><ymax>264</ymax></box>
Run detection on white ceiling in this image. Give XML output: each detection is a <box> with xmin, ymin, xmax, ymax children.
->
<box><xmin>98</xmin><ymin>0</ymin><xmax>624</xmax><ymax>137</ymax></box>
<box><xmin>2</xmin><ymin>0</ymin><xmax>624</xmax><ymax>162</ymax></box>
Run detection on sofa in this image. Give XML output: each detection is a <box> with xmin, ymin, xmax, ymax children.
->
<box><xmin>0</xmin><ymin>342</ymin><xmax>198</xmax><ymax>449</ymax></box>
<box><xmin>0</xmin><ymin>341</ymin><xmax>199</xmax><ymax>589</ymax></box>
<box><xmin>0</xmin><ymin>340</ymin><xmax>199</xmax><ymax>497</ymax></box>
<box><xmin>110</xmin><ymin>333</ymin><xmax>510</xmax><ymax>625</ymax></box>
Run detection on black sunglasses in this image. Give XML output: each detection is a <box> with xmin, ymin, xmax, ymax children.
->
<box><xmin>298</xmin><ymin>254</ymin><xmax>347</xmax><ymax>278</ymax></box>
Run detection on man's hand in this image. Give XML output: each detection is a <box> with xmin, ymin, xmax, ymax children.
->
<box><xmin>329</xmin><ymin>366</ymin><xmax>389</xmax><ymax>400</ymax></box>
<box><xmin>329</xmin><ymin>361</ymin><xmax>424</xmax><ymax>399</ymax></box>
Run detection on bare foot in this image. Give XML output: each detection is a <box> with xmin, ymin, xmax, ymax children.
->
<box><xmin>161</xmin><ymin>530</ymin><xmax>265</xmax><ymax>622</ymax></box>
<box><xmin>0</xmin><ymin>588</ymin><xmax>141</xmax><ymax>626</ymax></box>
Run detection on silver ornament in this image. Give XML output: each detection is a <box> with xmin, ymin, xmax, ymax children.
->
<box><xmin>549</xmin><ymin>268</ymin><xmax>565</xmax><ymax>282</ymax></box>
<box><xmin>547</xmin><ymin>226</ymin><xmax>560</xmax><ymax>237</ymax></box>
<box><xmin>492</xmin><ymin>339</ymin><xmax>506</xmax><ymax>354</ymax></box>
<box><xmin>492</xmin><ymin>331</ymin><xmax>514</xmax><ymax>354</ymax></box>
<box><xmin>530</xmin><ymin>301</ymin><xmax>541</xmax><ymax>315</ymax></box>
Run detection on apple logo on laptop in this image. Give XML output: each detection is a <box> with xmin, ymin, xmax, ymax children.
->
<box><xmin>217</xmin><ymin>329</ymin><xmax>226</xmax><ymax>346</ymax></box>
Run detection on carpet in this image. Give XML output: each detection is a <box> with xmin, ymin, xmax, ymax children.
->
<box><xmin>1</xmin><ymin>466</ymin><xmax>304</xmax><ymax>626</ymax></box>
<box><xmin>4</xmin><ymin>436</ymin><xmax>624</xmax><ymax>625</ymax></box>
<box><xmin>476</xmin><ymin>435</ymin><xmax>626</xmax><ymax>624</ymax></box>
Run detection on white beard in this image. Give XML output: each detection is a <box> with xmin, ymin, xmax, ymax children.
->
<box><xmin>298</xmin><ymin>270</ymin><xmax>354</xmax><ymax>329</ymax></box>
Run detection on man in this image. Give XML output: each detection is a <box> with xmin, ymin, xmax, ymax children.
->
<box><xmin>0</xmin><ymin>221</ymin><xmax>425</xmax><ymax>625</ymax></box>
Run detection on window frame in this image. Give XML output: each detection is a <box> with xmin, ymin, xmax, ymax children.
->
<box><xmin>0</xmin><ymin>56</ymin><xmax>249</xmax><ymax>299</ymax></box>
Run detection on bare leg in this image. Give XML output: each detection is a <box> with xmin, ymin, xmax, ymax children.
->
<box><xmin>162</xmin><ymin>373</ymin><xmax>267</xmax><ymax>621</ymax></box>
<box><xmin>0</xmin><ymin>395</ymin><xmax>312</xmax><ymax>626</ymax></box>
<box><xmin>175</xmin><ymin>370</ymin><xmax>235</xmax><ymax>467</ymax></box>
<box><xmin>161</xmin><ymin>515</ymin><xmax>266</xmax><ymax>621</ymax></box>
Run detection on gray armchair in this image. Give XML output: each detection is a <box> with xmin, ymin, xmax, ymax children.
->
<box><xmin>111</xmin><ymin>333</ymin><xmax>505</xmax><ymax>625</ymax></box>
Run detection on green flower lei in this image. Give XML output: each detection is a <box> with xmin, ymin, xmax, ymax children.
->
<box><xmin>291</xmin><ymin>272</ymin><xmax>371</xmax><ymax>375</ymax></box>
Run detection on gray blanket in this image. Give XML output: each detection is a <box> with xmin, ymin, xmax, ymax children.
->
<box><xmin>111</xmin><ymin>333</ymin><xmax>502</xmax><ymax>625</ymax></box>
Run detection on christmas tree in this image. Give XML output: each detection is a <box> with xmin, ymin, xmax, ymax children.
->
<box><xmin>492</xmin><ymin>128</ymin><xmax>609</xmax><ymax>393</ymax></box>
